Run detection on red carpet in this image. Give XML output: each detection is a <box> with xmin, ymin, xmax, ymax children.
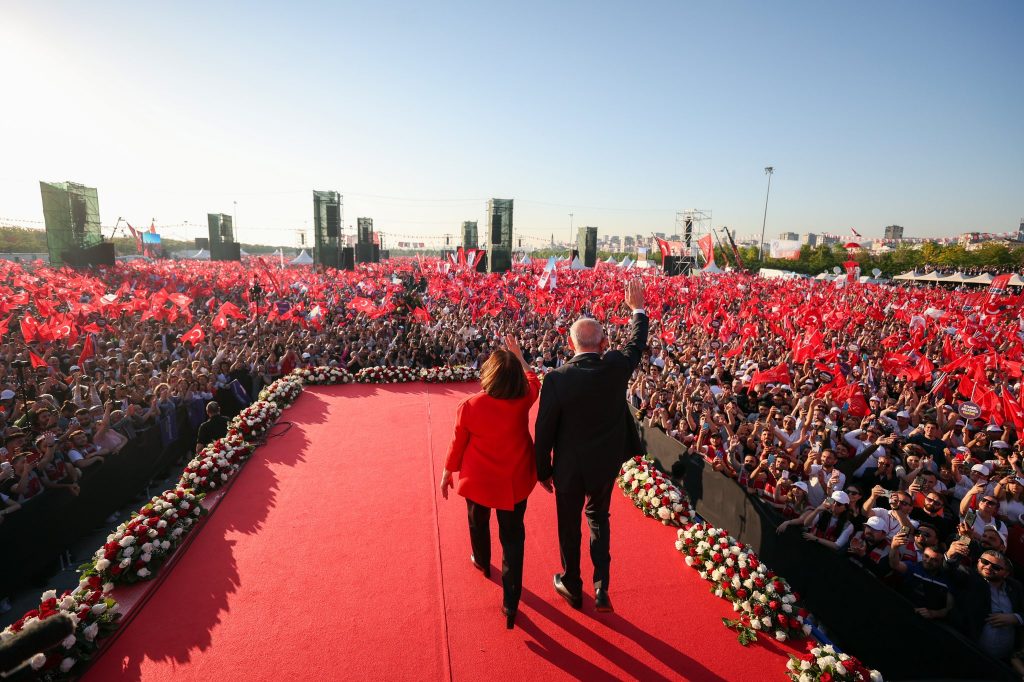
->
<box><xmin>84</xmin><ymin>384</ymin><xmax>800</xmax><ymax>681</ymax></box>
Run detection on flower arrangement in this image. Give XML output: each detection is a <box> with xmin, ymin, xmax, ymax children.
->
<box><xmin>257</xmin><ymin>376</ymin><xmax>303</xmax><ymax>408</ymax></box>
<box><xmin>228</xmin><ymin>400</ymin><xmax>282</xmax><ymax>442</ymax></box>
<box><xmin>291</xmin><ymin>365</ymin><xmax>353</xmax><ymax>385</ymax></box>
<box><xmin>617</xmin><ymin>456</ymin><xmax>695</xmax><ymax>526</ymax></box>
<box><xmin>675</xmin><ymin>523</ymin><xmax>810</xmax><ymax>644</ymax></box>
<box><xmin>179</xmin><ymin>433</ymin><xmax>256</xmax><ymax>493</ymax></box>
<box><xmin>420</xmin><ymin>366</ymin><xmax>480</xmax><ymax>383</ymax></box>
<box><xmin>355</xmin><ymin>366</ymin><xmax>420</xmax><ymax>384</ymax></box>
<box><xmin>83</xmin><ymin>488</ymin><xmax>206</xmax><ymax>585</ymax></box>
<box><xmin>0</xmin><ymin>577</ymin><xmax>120</xmax><ymax>680</ymax></box>
<box><xmin>786</xmin><ymin>643</ymin><xmax>883</xmax><ymax>682</ymax></box>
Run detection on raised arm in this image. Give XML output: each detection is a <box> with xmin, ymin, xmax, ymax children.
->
<box><xmin>620</xmin><ymin>279</ymin><xmax>649</xmax><ymax>370</ymax></box>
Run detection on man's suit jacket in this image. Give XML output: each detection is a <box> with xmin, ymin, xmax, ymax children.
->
<box><xmin>954</xmin><ymin>570</ymin><xmax>1024</xmax><ymax>641</ymax></box>
<box><xmin>534</xmin><ymin>312</ymin><xmax>648</xmax><ymax>490</ymax></box>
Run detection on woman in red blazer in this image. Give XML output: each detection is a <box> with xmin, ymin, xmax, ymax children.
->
<box><xmin>440</xmin><ymin>335</ymin><xmax>540</xmax><ymax>629</ymax></box>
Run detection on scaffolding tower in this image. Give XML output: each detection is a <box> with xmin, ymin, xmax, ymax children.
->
<box><xmin>675</xmin><ymin>209</ymin><xmax>713</xmax><ymax>265</ymax></box>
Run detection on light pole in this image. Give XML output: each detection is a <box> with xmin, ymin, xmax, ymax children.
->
<box><xmin>233</xmin><ymin>201</ymin><xmax>238</xmax><ymax>244</ymax></box>
<box><xmin>758</xmin><ymin>166</ymin><xmax>774</xmax><ymax>261</ymax></box>
<box><xmin>568</xmin><ymin>213</ymin><xmax>574</xmax><ymax>252</ymax></box>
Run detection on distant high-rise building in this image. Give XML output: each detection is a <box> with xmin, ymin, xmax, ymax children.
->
<box><xmin>884</xmin><ymin>225</ymin><xmax>904</xmax><ymax>240</ymax></box>
<box><xmin>624</xmin><ymin>235</ymin><xmax>635</xmax><ymax>249</ymax></box>
<box><xmin>779</xmin><ymin>231</ymin><xmax>799</xmax><ymax>241</ymax></box>
<box><xmin>1017</xmin><ymin>219</ymin><xmax>1024</xmax><ymax>241</ymax></box>
<box><xmin>801</xmin><ymin>233</ymin><xmax>818</xmax><ymax>247</ymax></box>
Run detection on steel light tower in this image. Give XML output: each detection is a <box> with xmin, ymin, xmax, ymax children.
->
<box><xmin>758</xmin><ymin>166</ymin><xmax>775</xmax><ymax>261</ymax></box>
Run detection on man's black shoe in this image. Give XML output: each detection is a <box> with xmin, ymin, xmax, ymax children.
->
<box><xmin>502</xmin><ymin>605</ymin><xmax>517</xmax><ymax>629</ymax></box>
<box><xmin>594</xmin><ymin>589</ymin><xmax>613</xmax><ymax>613</ymax></box>
<box><xmin>553</xmin><ymin>574</ymin><xmax>582</xmax><ymax>609</ymax></box>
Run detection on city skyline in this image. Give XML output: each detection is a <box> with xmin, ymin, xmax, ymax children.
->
<box><xmin>1</xmin><ymin>2</ymin><xmax>1021</xmax><ymax>247</ymax></box>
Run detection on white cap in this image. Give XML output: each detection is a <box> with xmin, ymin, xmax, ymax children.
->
<box><xmin>986</xmin><ymin>424</ymin><xmax>1003</xmax><ymax>433</ymax></box>
<box><xmin>0</xmin><ymin>389</ymin><xmax>15</xmax><ymax>400</ymax></box>
<box><xmin>993</xmin><ymin>440</ymin><xmax>1011</xmax><ymax>449</ymax></box>
<box><xmin>972</xmin><ymin>464</ymin><xmax>992</xmax><ymax>476</ymax></box>
<box><xmin>793</xmin><ymin>481</ymin><xmax>809</xmax><ymax>492</ymax></box>
<box><xmin>831</xmin><ymin>491</ymin><xmax>851</xmax><ymax>505</ymax></box>
<box><xmin>865</xmin><ymin>516</ymin><xmax>887</xmax><ymax>531</ymax></box>
<box><xmin>69</xmin><ymin>365</ymin><xmax>80</xmax><ymax>371</ymax></box>
<box><xmin>896</xmin><ymin>410</ymin><xmax>911</xmax><ymax>419</ymax></box>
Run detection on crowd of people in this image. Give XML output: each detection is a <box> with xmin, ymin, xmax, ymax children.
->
<box><xmin>2</xmin><ymin>255</ymin><xmax>1024</xmax><ymax>668</ymax></box>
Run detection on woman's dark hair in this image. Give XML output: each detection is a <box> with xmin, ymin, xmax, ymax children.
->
<box><xmin>480</xmin><ymin>349</ymin><xmax>527</xmax><ymax>400</ymax></box>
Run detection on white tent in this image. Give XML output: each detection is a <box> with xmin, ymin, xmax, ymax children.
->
<box><xmin>892</xmin><ymin>271</ymin><xmax>918</xmax><ymax>280</ymax></box>
<box><xmin>604</xmin><ymin>255</ymin><xmax>617</xmax><ymax>264</ymax></box>
<box><xmin>964</xmin><ymin>273</ymin><xmax>994</xmax><ymax>284</ymax></box>
<box><xmin>180</xmin><ymin>249</ymin><xmax>210</xmax><ymax>260</ymax></box>
<box><xmin>1010</xmin><ymin>274</ymin><xmax>1024</xmax><ymax>287</ymax></box>
<box><xmin>519</xmin><ymin>255</ymin><xmax>532</xmax><ymax>266</ymax></box>
<box><xmin>570</xmin><ymin>256</ymin><xmax>586</xmax><ymax>270</ymax></box>
<box><xmin>698</xmin><ymin>262</ymin><xmax>724</xmax><ymax>275</ymax></box>
<box><xmin>289</xmin><ymin>249</ymin><xmax>313</xmax><ymax>265</ymax></box>
<box><xmin>619</xmin><ymin>256</ymin><xmax>633</xmax><ymax>269</ymax></box>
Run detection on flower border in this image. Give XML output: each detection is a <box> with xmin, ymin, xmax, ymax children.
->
<box><xmin>616</xmin><ymin>455</ymin><xmax>883</xmax><ymax>681</ymax></box>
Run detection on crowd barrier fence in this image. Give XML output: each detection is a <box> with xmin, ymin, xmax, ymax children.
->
<box><xmin>637</xmin><ymin>419</ymin><xmax>1018</xmax><ymax>681</ymax></box>
<box><xmin>2</xmin><ymin>406</ymin><xmax>196</xmax><ymax>596</ymax></box>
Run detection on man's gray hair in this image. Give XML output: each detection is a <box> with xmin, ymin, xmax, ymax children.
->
<box><xmin>570</xmin><ymin>318</ymin><xmax>604</xmax><ymax>352</ymax></box>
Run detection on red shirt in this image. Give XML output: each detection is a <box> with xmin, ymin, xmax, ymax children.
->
<box><xmin>445</xmin><ymin>372</ymin><xmax>541</xmax><ymax>510</ymax></box>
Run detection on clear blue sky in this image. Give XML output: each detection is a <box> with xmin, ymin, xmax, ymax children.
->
<box><xmin>2</xmin><ymin>1</ymin><xmax>1021</xmax><ymax>247</ymax></box>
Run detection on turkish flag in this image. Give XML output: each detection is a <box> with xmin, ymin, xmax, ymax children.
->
<box><xmin>846</xmin><ymin>383</ymin><xmax>870</xmax><ymax>418</ymax></box>
<box><xmin>348</xmin><ymin>297</ymin><xmax>378</xmax><ymax>315</ymax></box>
<box><xmin>78</xmin><ymin>334</ymin><xmax>95</xmax><ymax>367</ymax></box>
<box><xmin>412</xmin><ymin>306</ymin><xmax>432</xmax><ymax>323</ymax></box>
<box><xmin>20</xmin><ymin>314</ymin><xmax>39</xmax><ymax>343</ymax></box>
<box><xmin>29</xmin><ymin>351</ymin><xmax>48</xmax><ymax>370</ymax></box>
<box><xmin>179</xmin><ymin>324</ymin><xmax>205</xmax><ymax>345</ymax></box>
<box><xmin>749</xmin><ymin>362</ymin><xmax>791</xmax><ymax>387</ymax></box>
<box><xmin>654</xmin><ymin>236</ymin><xmax>671</xmax><ymax>259</ymax></box>
<box><xmin>698</xmin><ymin>235</ymin><xmax>715</xmax><ymax>266</ymax></box>
<box><xmin>1002</xmin><ymin>390</ymin><xmax>1024</xmax><ymax>431</ymax></box>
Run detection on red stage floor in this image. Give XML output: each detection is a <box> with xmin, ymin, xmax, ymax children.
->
<box><xmin>84</xmin><ymin>384</ymin><xmax>799</xmax><ymax>681</ymax></box>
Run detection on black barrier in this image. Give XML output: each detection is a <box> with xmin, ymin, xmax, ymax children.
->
<box><xmin>637</xmin><ymin>419</ymin><xmax>1018</xmax><ymax>681</ymax></box>
<box><xmin>1</xmin><ymin>406</ymin><xmax>197</xmax><ymax>596</ymax></box>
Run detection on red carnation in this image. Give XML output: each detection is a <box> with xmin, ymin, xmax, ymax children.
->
<box><xmin>736</xmin><ymin>588</ymin><xmax>748</xmax><ymax>599</ymax></box>
<box><xmin>753</xmin><ymin>605</ymin><xmax>764</xmax><ymax>616</ymax></box>
<box><xmin>111</xmin><ymin>565</ymin><xmax>123</xmax><ymax>575</ymax></box>
<box><xmin>820</xmin><ymin>674</ymin><xmax>832</xmax><ymax>682</ymax></box>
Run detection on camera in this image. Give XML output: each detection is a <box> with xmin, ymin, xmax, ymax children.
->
<box><xmin>11</xmin><ymin>359</ymin><xmax>29</xmax><ymax>369</ymax></box>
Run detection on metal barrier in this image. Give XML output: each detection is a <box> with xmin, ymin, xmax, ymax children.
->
<box><xmin>638</xmin><ymin>419</ymin><xmax>1018</xmax><ymax>681</ymax></box>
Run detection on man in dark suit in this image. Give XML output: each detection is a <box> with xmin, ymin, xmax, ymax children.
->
<box><xmin>196</xmin><ymin>401</ymin><xmax>229</xmax><ymax>453</ymax></box>
<box><xmin>535</xmin><ymin>279</ymin><xmax>648</xmax><ymax>613</ymax></box>
<box><xmin>950</xmin><ymin>549</ymin><xmax>1024</xmax><ymax>661</ymax></box>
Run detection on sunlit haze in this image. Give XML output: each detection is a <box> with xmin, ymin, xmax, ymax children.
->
<box><xmin>2</xmin><ymin>1</ymin><xmax>1021</xmax><ymax>247</ymax></box>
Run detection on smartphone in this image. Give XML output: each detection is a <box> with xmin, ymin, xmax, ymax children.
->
<box><xmin>961</xmin><ymin>508</ymin><xmax>977</xmax><ymax>543</ymax></box>
<box><xmin>781</xmin><ymin>471</ymin><xmax>790</xmax><ymax>480</ymax></box>
<box><xmin>767</xmin><ymin>453</ymin><xmax>777</xmax><ymax>465</ymax></box>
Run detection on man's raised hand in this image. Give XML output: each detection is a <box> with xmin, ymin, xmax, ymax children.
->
<box><xmin>624</xmin><ymin>278</ymin><xmax>645</xmax><ymax>311</ymax></box>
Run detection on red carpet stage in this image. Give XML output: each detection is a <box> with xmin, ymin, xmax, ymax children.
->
<box><xmin>84</xmin><ymin>384</ymin><xmax>800</xmax><ymax>681</ymax></box>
